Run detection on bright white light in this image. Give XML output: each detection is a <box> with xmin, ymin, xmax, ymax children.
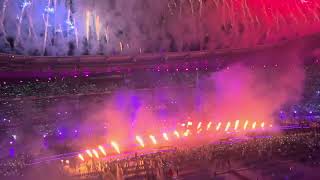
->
<box><xmin>22</xmin><ymin>1</ymin><xmax>32</xmax><ymax>8</ymax></box>
<box><xmin>44</xmin><ymin>7</ymin><xmax>55</xmax><ymax>14</ymax></box>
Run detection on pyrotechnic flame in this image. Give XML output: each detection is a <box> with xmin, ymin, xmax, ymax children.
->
<box><xmin>136</xmin><ymin>136</ymin><xmax>145</xmax><ymax>147</ymax></box>
<box><xmin>206</xmin><ymin>122</ymin><xmax>212</xmax><ymax>130</ymax></box>
<box><xmin>197</xmin><ymin>122</ymin><xmax>202</xmax><ymax>129</ymax></box>
<box><xmin>183</xmin><ymin>129</ymin><xmax>190</xmax><ymax>136</ymax></box>
<box><xmin>111</xmin><ymin>141</ymin><xmax>120</xmax><ymax>154</ymax></box>
<box><xmin>234</xmin><ymin>120</ymin><xmax>240</xmax><ymax>130</ymax></box>
<box><xmin>149</xmin><ymin>135</ymin><xmax>157</xmax><ymax>145</ymax></box>
<box><xmin>98</xmin><ymin>145</ymin><xmax>106</xmax><ymax>156</ymax></box>
<box><xmin>244</xmin><ymin>120</ymin><xmax>249</xmax><ymax>130</ymax></box>
<box><xmin>225</xmin><ymin>122</ymin><xmax>231</xmax><ymax>132</ymax></box>
<box><xmin>261</xmin><ymin>122</ymin><xmax>265</xmax><ymax>129</ymax></box>
<box><xmin>92</xmin><ymin>149</ymin><xmax>99</xmax><ymax>158</ymax></box>
<box><xmin>187</xmin><ymin>121</ymin><xmax>192</xmax><ymax>126</ymax></box>
<box><xmin>252</xmin><ymin>122</ymin><xmax>257</xmax><ymax>129</ymax></box>
<box><xmin>78</xmin><ymin>154</ymin><xmax>84</xmax><ymax>161</ymax></box>
<box><xmin>86</xmin><ymin>149</ymin><xmax>93</xmax><ymax>158</ymax></box>
<box><xmin>174</xmin><ymin>130</ymin><xmax>180</xmax><ymax>138</ymax></box>
<box><xmin>163</xmin><ymin>133</ymin><xmax>169</xmax><ymax>141</ymax></box>
<box><xmin>216</xmin><ymin>122</ymin><xmax>222</xmax><ymax>131</ymax></box>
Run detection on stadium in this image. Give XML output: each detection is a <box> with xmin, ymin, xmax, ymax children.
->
<box><xmin>1</xmin><ymin>0</ymin><xmax>320</xmax><ymax>179</ymax></box>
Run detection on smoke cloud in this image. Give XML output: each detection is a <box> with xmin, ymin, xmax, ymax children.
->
<box><xmin>76</xmin><ymin>44</ymin><xmax>306</xmax><ymax>147</ymax></box>
<box><xmin>0</xmin><ymin>0</ymin><xmax>319</xmax><ymax>55</ymax></box>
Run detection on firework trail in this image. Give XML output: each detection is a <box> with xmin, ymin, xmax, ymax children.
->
<box><xmin>74</xmin><ymin>27</ymin><xmax>79</xmax><ymax>47</ymax></box>
<box><xmin>179</xmin><ymin>0</ymin><xmax>184</xmax><ymax>17</ymax></box>
<box><xmin>0</xmin><ymin>0</ymin><xmax>318</xmax><ymax>55</ymax></box>
<box><xmin>26</xmin><ymin>1</ymin><xmax>35</xmax><ymax>39</ymax></box>
<box><xmin>95</xmin><ymin>15</ymin><xmax>100</xmax><ymax>41</ymax></box>
<box><xmin>66</xmin><ymin>9</ymin><xmax>71</xmax><ymax>38</ymax></box>
<box><xmin>199</xmin><ymin>0</ymin><xmax>203</xmax><ymax>17</ymax></box>
<box><xmin>16</xmin><ymin>0</ymin><xmax>31</xmax><ymax>44</ymax></box>
<box><xmin>0</xmin><ymin>0</ymin><xmax>8</xmax><ymax>39</ymax></box>
<box><xmin>42</xmin><ymin>0</ymin><xmax>52</xmax><ymax>55</ymax></box>
<box><xmin>189</xmin><ymin>0</ymin><xmax>194</xmax><ymax>15</ymax></box>
<box><xmin>119</xmin><ymin>41</ymin><xmax>123</xmax><ymax>52</ymax></box>
<box><xmin>54</xmin><ymin>0</ymin><xmax>57</xmax><ymax>33</ymax></box>
<box><xmin>86</xmin><ymin>11</ymin><xmax>91</xmax><ymax>41</ymax></box>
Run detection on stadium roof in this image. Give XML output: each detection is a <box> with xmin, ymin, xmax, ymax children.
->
<box><xmin>0</xmin><ymin>34</ymin><xmax>319</xmax><ymax>78</ymax></box>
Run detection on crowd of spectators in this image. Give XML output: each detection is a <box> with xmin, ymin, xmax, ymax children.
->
<box><xmin>1</xmin><ymin>129</ymin><xmax>320</xmax><ymax>178</ymax></box>
<box><xmin>0</xmin><ymin>153</ymin><xmax>31</xmax><ymax>177</ymax></box>
<box><xmin>0</xmin><ymin>62</ymin><xmax>318</xmax><ymax>149</ymax></box>
<box><xmin>53</xmin><ymin>130</ymin><xmax>320</xmax><ymax>179</ymax></box>
<box><xmin>0</xmin><ymin>59</ymin><xmax>319</xmax><ymax>178</ymax></box>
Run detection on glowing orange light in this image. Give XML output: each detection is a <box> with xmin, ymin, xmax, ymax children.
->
<box><xmin>86</xmin><ymin>149</ymin><xmax>93</xmax><ymax>158</ymax></box>
<box><xmin>216</xmin><ymin>122</ymin><xmax>222</xmax><ymax>131</ymax></box>
<box><xmin>187</xmin><ymin>121</ymin><xmax>192</xmax><ymax>126</ymax></box>
<box><xmin>234</xmin><ymin>120</ymin><xmax>240</xmax><ymax>130</ymax></box>
<box><xmin>183</xmin><ymin>129</ymin><xmax>190</xmax><ymax>136</ymax></box>
<box><xmin>136</xmin><ymin>136</ymin><xmax>145</xmax><ymax>147</ymax></box>
<box><xmin>174</xmin><ymin>131</ymin><xmax>180</xmax><ymax>138</ymax></box>
<box><xmin>86</xmin><ymin>11</ymin><xmax>91</xmax><ymax>40</ymax></box>
<box><xmin>98</xmin><ymin>145</ymin><xmax>106</xmax><ymax>156</ymax></box>
<box><xmin>225</xmin><ymin>122</ymin><xmax>231</xmax><ymax>132</ymax></box>
<box><xmin>163</xmin><ymin>133</ymin><xmax>169</xmax><ymax>141</ymax></box>
<box><xmin>252</xmin><ymin>122</ymin><xmax>257</xmax><ymax>129</ymax></box>
<box><xmin>92</xmin><ymin>149</ymin><xmax>99</xmax><ymax>158</ymax></box>
<box><xmin>261</xmin><ymin>122</ymin><xmax>265</xmax><ymax>129</ymax></box>
<box><xmin>78</xmin><ymin>154</ymin><xmax>85</xmax><ymax>161</ymax></box>
<box><xmin>197</xmin><ymin>122</ymin><xmax>202</xmax><ymax>129</ymax></box>
<box><xmin>206</xmin><ymin>122</ymin><xmax>212</xmax><ymax>130</ymax></box>
<box><xmin>244</xmin><ymin>120</ymin><xmax>249</xmax><ymax>130</ymax></box>
<box><xmin>149</xmin><ymin>135</ymin><xmax>157</xmax><ymax>145</ymax></box>
<box><xmin>111</xmin><ymin>141</ymin><xmax>120</xmax><ymax>154</ymax></box>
